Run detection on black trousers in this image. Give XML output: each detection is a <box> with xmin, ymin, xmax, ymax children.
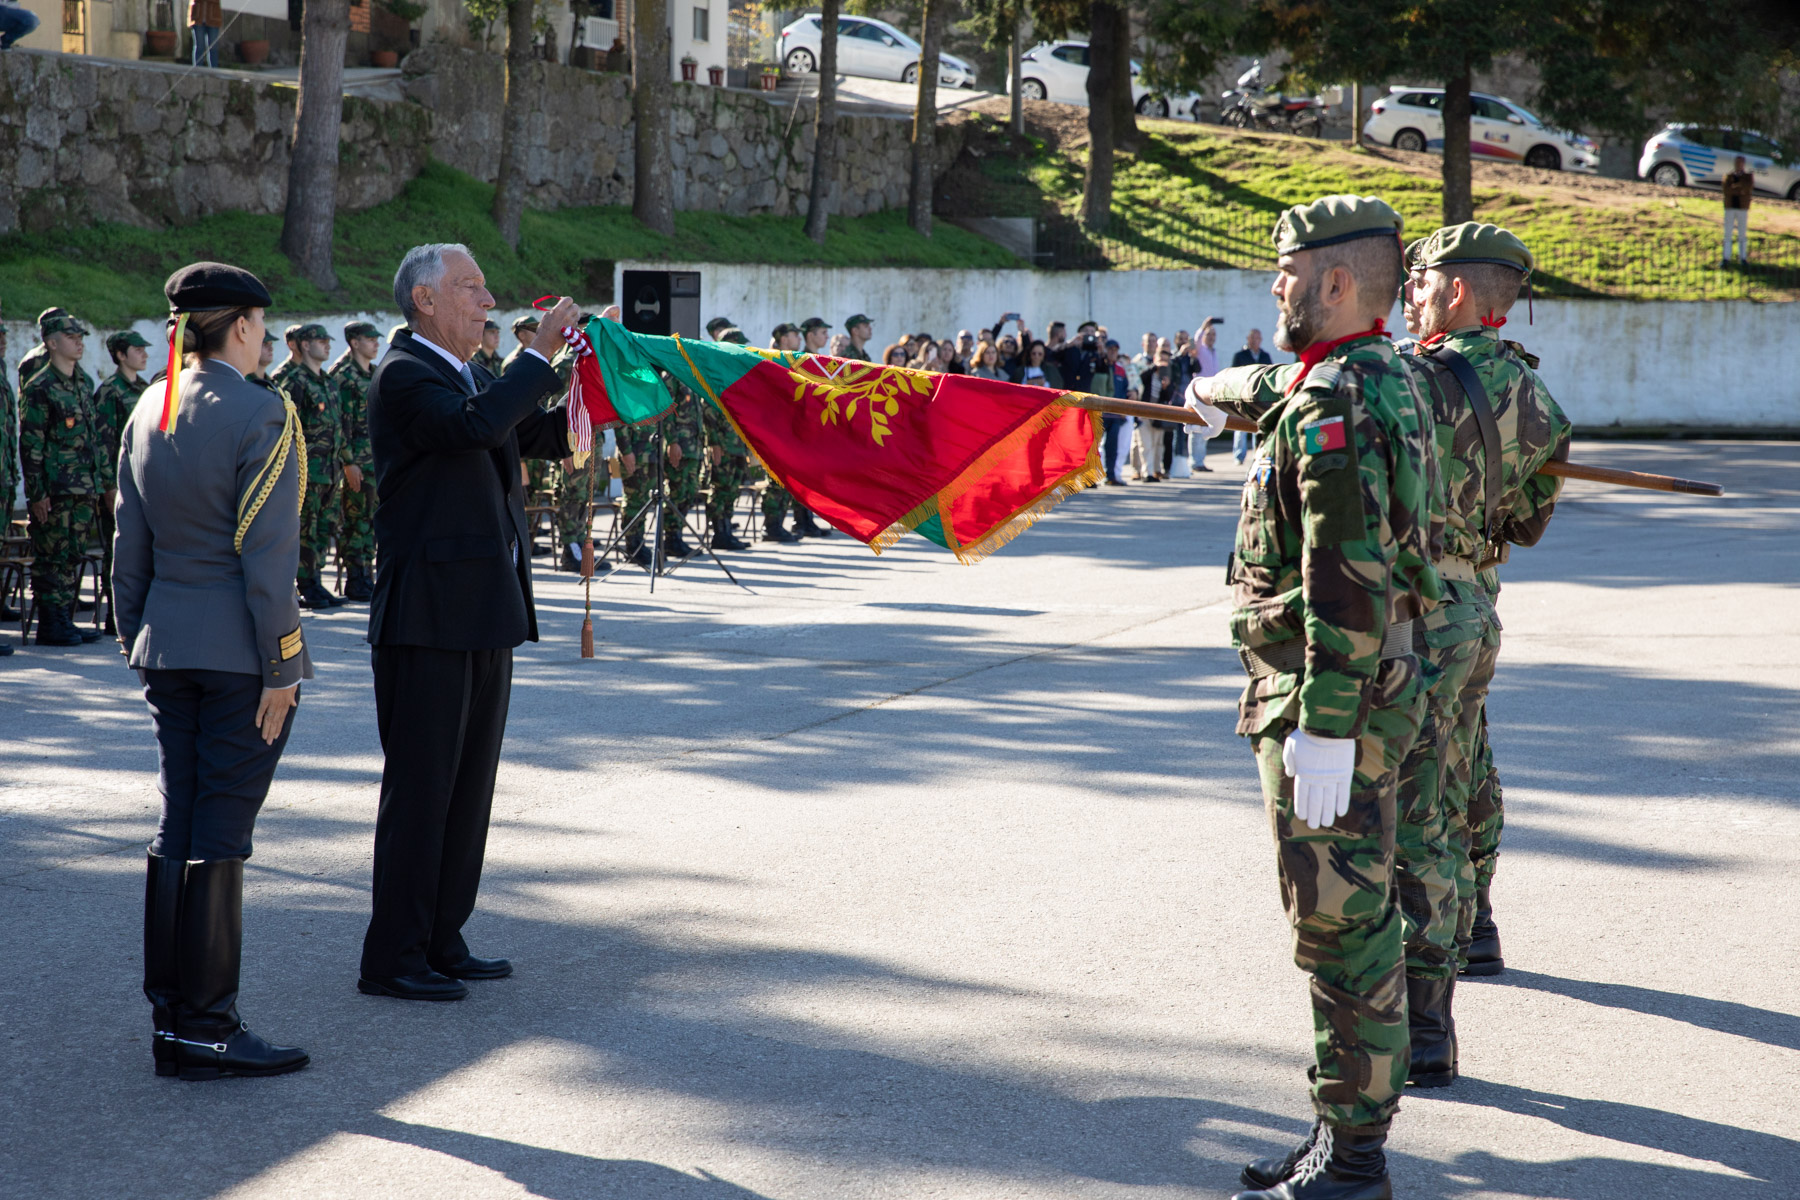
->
<box><xmin>362</xmin><ymin>645</ymin><xmax>513</xmax><ymax>978</ymax></box>
<box><xmin>143</xmin><ymin>669</ymin><xmax>295</xmax><ymax>861</ymax></box>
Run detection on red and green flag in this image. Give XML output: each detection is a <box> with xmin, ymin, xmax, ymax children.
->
<box><xmin>565</xmin><ymin>319</ymin><xmax>1102</xmax><ymax>564</ymax></box>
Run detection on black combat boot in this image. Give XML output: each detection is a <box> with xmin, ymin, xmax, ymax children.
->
<box><xmin>559</xmin><ymin>545</ymin><xmax>582</xmax><ymax>573</ymax></box>
<box><xmin>625</xmin><ymin>531</ymin><xmax>654</xmax><ymax>568</ymax></box>
<box><xmin>1463</xmin><ymin>885</ymin><xmax>1504</xmax><ymax>976</ymax></box>
<box><xmin>1241</xmin><ymin>1121</ymin><xmax>1320</xmax><ymax>1190</ymax></box>
<box><xmin>0</xmin><ymin>597</ymin><xmax>18</xmax><ymax>622</ymax></box>
<box><xmin>762</xmin><ymin>515</ymin><xmax>799</xmax><ymax>543</ymax></box>
<box><xmin>711</xmin><ymin>522</ymin><xmax>749</xmax><ymax>552</ymax></box>
<box><xmin>1231</xmin><ymin>1123</ymin><xmax>1391</xmax><ymax>1200</ymax></box>
<box><xmin>34</xmin><ymin>601</ymin><xmax>82</xmax><ymax>646</ymax></box>
<box><xmin>792</xmin><ymin>508</ymin><xmax>832</xmax><ymax>537</ymax></box>
<box><xmin>298</xmin><ymin>583</ymin><xmax>336</xmax><ymax>611</ymax></box>
<box><xmin>144</xmin><ymin>852</ymin><xmax>186</xmax><ymax>1077</ymax></box>
<box><xmin>1406</xmin><ymin>974</ymin><xmax>1457</xmax><ymax>1087</ymax></box>
<box><xmin>342</xmin><ymin>568</ymin><xmax>374</xmax><ymax>602</ymax></box>
<box><xmin>73</xmin><ymin>605</ymin><xmax>103</xmax><ymax>642</ymax></box>
<box><xmin>663</xmin><ymin>527</ymin><xmax>695</xmax><ymax>559</ymax></box>
<box><xmin>172</xmin><ymin>858</ymin><xmax>309</xmax><ymax>1081</ymax></box>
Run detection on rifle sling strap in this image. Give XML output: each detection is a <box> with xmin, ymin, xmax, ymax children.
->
<box><xmin>1432</xmin><ymin>345</ymin><xmax>1501</xmax><ymax>539</ymax></box>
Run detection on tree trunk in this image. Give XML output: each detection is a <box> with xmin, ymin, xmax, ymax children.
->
<box><xmin>1009</xmin><ymin>10</ymin><xmax>1023</xmax><ymax>137</ymax></box>
<box><xmin>804</xmin><ymin>0</ymin><xmax>840</xmax><ymax>243</ymax></box>
<box><xmin>1351</xmin><ymin>81</ymin><xmax>1363</xmax><ymax>150</ymax></box>
<box><xmin>1109</xmin><ymin>3</ymin><xmax>1137</xmax><ymax>152</ymax></box>
<box><xmin>492</xmin><ymin>0</ymin><xmax>536</xmax><ymax>249</ymax></box>
<box><xmin>279</xmin><ymin>0</ymin><xmax>349</xmax><ymax>290</ymax></box>
<box><xmin>908</xmin><ymin>0</ymin><xmax>948</xmax><ymax>237</ymax></box>
<box><xmin>632</xmin><ymin>0</ymin><xmax>675</xmax><ymax>235</ymax></box>
<box><xmin>1081</xmin><ymin>0</ymin><xmax>1115</xmax><ymax>233</ymax></box>
<box><xmin>1441</xmin><ymin>67</ymin><xmax>1473</xmax><ymax>224</ymax></box>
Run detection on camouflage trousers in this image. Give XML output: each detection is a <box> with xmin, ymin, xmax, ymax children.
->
<box><xmin>1449</xmin><ymin>638</ymin><xmax>1504</xmax><ymax>958</ymax></box>
<box><xmin>28</xmin><ymin>493</ymin><xmax>99</xmax><ymax>607</ymax></box>
<box><xmin>761</xmin><ymin>477</ymin><xmax>791</xmax><ymax>523</ymax></box>
<box><xmin>339</xmin><ymin>477</ymin><xmax>376</xmax><ymax>574</ymax></box>
<box><xmin>706</xmin><ymin>453</ymin><xmax>752</xmax><ymax>529</ymax></box>
<box><xmin>297</xmin><ymin>477</ymin><xmax>340</xmax><ymax>588</ymax></box>
<box><xmin>622</xmin><ymin>457</ymin><xmax>676</xmax><ymax>535</ymax></box>
<box><xmin>666</xmin><ymin>443</ymin><xmax>702</xmax><ymax>512</ymax></box>
<box><xmin>554</xmin><ymin>460</ymin><xmax>599</xmax><ymax>548</ymax></box>
<box><xmin>1251</xmin><ymin>656</ymin><xmax>1424</xmax><ymax>1131</ymax></box>
<box><xmin>1393</xmin><ymin>634</ymin><xmax>1489</xmax><ymax>982</ymax></box>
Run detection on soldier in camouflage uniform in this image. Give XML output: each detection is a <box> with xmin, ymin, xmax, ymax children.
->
<box><xmin>20</xmin><ymin>311</ymin><xmax>108</xmax><ymax>646</ymax></box>
<box><xmin>92</xmin><ymin>330</ymin><xmax>153</xmax><ymax>633</ymax></box>
<box><xmin>16</xmin><ymin>306</ymin><xmax>68</xmax><ymax>394</ymax></box>
<box><xmin>0</xmin><ymin>321</ymin><xmax>19</xmax><ymax>643</ymax></box>
<box><xmin>471</xmin><ymin>318</ymin><xmax>504</xmax><ymax>376</ymax></box>
<box><xmin>506</xmin><ymin>315</ymin><xmax>553</xmax><ymax>519</ymax></box>
<box><xmin>704</xmin><ymin>323</ymin><xmax>753</xmax><ymax>551</ymax></box>
<box><xmin>1191</xmin><ymin>197</ymin><xmax>1442</xmax><ymax>1200</ymax></box>
<box><xmin>272</xmin><ymin>323</ymin><xmax>350</xmax><ymax>609</ymax></box>
<box><xmin>662</xmin><ymin>379</ymin><xmax>703</xmax><ymax>558</ymax></box>
<box><xmin>330</xmin><ymin>321</ymin><xmax>381</xmax><ymax>601</ymax></box>
<box><xmin>547</xmin><ymin>333</ymin><xmax>601</xmax><ymax>572</ymax></box>
<box><xmin>759</xmin><ymin>323</ymin><xmax>803</xmax><ymax>543</ymax></box>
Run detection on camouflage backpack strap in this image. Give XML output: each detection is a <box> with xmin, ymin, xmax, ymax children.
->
<box><xmin>1430</xmin><ymin>345</ymin><xmax>1500</xmax><ymax>539</ymax></box>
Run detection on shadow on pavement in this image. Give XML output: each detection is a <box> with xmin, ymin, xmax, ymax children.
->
<box><xmin>1488</xmin><ymin>969</ymin><xmax>1800</xmax><ymax>1055</ymax></box>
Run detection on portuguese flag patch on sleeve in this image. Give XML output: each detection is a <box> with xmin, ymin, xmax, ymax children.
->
<box><xmin>1301</xmin><ymin>415</ymin><xmax>1348</xmax><ymax>455</ymax></box>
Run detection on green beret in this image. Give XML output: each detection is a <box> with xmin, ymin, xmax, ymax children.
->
<box><xmin>1406</xmin><ymin>221</ymin><xmax>1533</xmax><ymax>276</ymax></box>
<box><xmin>1273</xmin><ymin>194</ymin><xmax>1404</xmax><ymax>255</ymax></box>
<box><xmin>40</xmin><ymin>312</ymin><xmax>89</xmax><ymax>338</ymax></box>
<box><xmin>106</xmin><ymin>330</ymin><xmax>152</xmax><ymax>354</ymax></box>
<box><xmin>343</xmin><ymin>321</ymin><xmax>381</xmax><ymax>340</ymax></box>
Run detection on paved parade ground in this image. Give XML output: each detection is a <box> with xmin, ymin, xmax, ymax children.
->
<box><xmin>2</xmin><ymin>439</ymin><xmax>1796</xmax><ymax>1199</ymax></box>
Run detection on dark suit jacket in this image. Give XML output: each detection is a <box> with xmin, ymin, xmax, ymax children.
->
<box><xmin>366</xmin><ymin>330</ymin><xmax>568</xmax><ymax>650</ymax></box>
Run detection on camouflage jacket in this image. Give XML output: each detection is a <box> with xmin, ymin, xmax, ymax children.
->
<box><xmin>0</xmin><ymin>358</ymin><xmax>17</xmax><ymax>493</ymax></box>
<box><xmin>1228</xmin><ymin>335</ymin><xmax>1442</xmax><ymax>740</ymax></box>
<box><xmin>471</xmin><ymin>348</ymin><xmax>504</xmax><ymax>377</ymax></box>
<box><xmin>271</xmin><ymin>359</ymin><xmax>347</xmax><ymax>473</ymax></box>
<box><xmin>16</xmin><ymin>343</ymin><xmax>49</xmax><ymax>393</ymax></box>
<box><xmin>702</xmin><ymin>392</ymin><xmax>748</xmax><ymax>456</ymax></box>
<box><xmin>329</xmin><ymin>353</ymin><xmax>374</xmax><ymax>469</ymax></box>
<box><xmin>19</xmin><ymin>360</ymin><xmax>104</xmax><ymax>500</ymax></box>
<box><xmin>92</xmin><ymin>369</ymin><xmax>148</xmax><ymax>491</ymax></box>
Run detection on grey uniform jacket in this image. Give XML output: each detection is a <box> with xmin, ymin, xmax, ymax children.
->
<box><xmin>112</xmin><ymin>358</ymin><xmax>312</xmax><ymax>690</ymax></box>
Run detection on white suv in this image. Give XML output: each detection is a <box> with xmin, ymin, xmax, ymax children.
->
<box><xmin>1017</xmin><ymin>41</ymin><xmax>1200</xmax><ymax>119</ymax></box>
<box><xmin>1639</xmin><ymin>125</ymin><xmax>1800</xmax><ymax>200</ymax></box>
<box><xmin>779</xmin><ymin>14</ymin><xmax>977</xmax><ymax>89</ymax></box>
<box><xmin>1364</xmin><ymin>86</ymin><xmax>1597</xmax><ymax>173</ymax></box>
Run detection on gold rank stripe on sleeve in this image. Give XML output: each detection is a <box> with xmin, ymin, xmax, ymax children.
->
<box><xmin>279</xmin><ymin>627</ymin><xmax>304</xmax><ymax>660</ymax></box>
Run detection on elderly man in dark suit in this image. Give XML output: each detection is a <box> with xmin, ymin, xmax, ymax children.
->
<box><xmin>356</xmin><ymin>243</ymin><xmax>580</xmax><ymax>1002</ymax></box>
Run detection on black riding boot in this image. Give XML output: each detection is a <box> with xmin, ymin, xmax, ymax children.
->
<box><xmin>1231</xmin><ymin>1123</ymin><xmax>1391</xmax><ymax>1200</ymax></box>
<box><xmin>1406</xmin><ymin>974</ymin><xmax>1457</xmax><ymax>1087</ymax></box>
<box><xmin>173</xmin><ymin>858</ymin><xmax>309</xmax><ymax>1081</ymax></box>
<box><xmin>144</xmin><ymin>852</ymin><xmax>186</xmax><ymax>1077</ymax></box>
<box><xmin>1464</xmin><ymin>884</ymin><xmax>1504</xmax><ymax>975</ymax></box>
<box><xmin>1241</xmin><ymin>1121</ymin><xmax>1320</xmax><ymax>1189</ymax></box>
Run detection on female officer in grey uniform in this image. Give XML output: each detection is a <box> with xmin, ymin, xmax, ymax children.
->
<box><xmin>112</xmin><ymin>263</ymin><xmax>312</xmax><ymax>1081</ymax></box>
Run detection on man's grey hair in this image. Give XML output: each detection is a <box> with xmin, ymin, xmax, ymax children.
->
<box><xmin>393</xmin><ymin>243</ymin><xmax>471</xmax><ymax>322</ymax></box>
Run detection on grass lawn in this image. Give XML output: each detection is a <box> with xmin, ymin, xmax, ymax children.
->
<box><xmin>954</xmin><ymin>105</ymin><xmax>1800</xmax><ymax>301</ymax></box>
<box><xmin>0</xmin><ymin>162</ymin><xmax>1023</xmax><ymax>327</ymax></box>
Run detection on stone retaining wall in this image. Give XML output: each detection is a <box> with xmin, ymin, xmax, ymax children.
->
<box><xmin>0</xmin><ymin>50</ymin><xmax>430</xmax><ymax>234</ymax></box>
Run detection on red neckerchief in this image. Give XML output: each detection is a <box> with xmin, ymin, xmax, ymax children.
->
<box><xmin>1481</xmin><ymin>312</ymin><xmax>1507</xmax><ymax>328</ymax></box>
<box><xmin>1283</xmin><ymin>321</ymin><xmax>1388</xmax><ymax>396</ymax></box>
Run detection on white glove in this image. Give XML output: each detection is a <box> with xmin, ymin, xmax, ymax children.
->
<box><xmin>1183</xmin><ymin>379</ymin><xmax>1229</xmax><ymax>437</ymax></box>
<box><xmin>1281</xmin><ymin>730</ymin><xmax>1356</xmax><ymax>830</ymax></box>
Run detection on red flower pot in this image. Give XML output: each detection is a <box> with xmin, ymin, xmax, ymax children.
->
<box><xmin>144</xmin><ymin>29</ymin><xmax>177</xmax><ymax>56</ymax></box>
<box><xmin>236</xmin><ymin>38</ymin><xmax>269</xmax><ymax>65</ymax></box>
<box><xmin>680</xmin><ymin>59</ymin><xmax>697</xmax><ymax>82</ymax></box>
<box><xmin>371</xmin><ymin>49</ymin><xmax>398</xmax><ymax>68</ymax></box>
<box><xmin>759</xmin><ymin>71</ymin><xmax>778</xmax><ymax>92</ymax></box>
<box><xmin>707</xmin><ymin>65</ymin><xmax>724</xmax><ymax>86</ymax></box>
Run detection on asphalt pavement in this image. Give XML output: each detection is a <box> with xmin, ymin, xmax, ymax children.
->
<box><xmin>2</xmin><ymin>439</ymin><xmax>1795</xmax><ymax>1199</ymax></box>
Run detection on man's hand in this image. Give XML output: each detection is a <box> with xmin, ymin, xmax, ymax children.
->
<box><xmin>1184</xmin><ymin>381</ymin><xmax>1229</xmax><ymax>438</ymax></box>
<box><xmin>560</xmin><ymin>457</ymin><xmax>575</xmax><ymax>473</ymax></box>
<box><xmin>709</xmin><ymin>445</ymin><xmax>723</xmax><ymax>466</ymax></box>
<box><xmin>29</xmin><ymin>497</ymin><xmax>49</xmax><ymax>522</ymax></box>
<box><xmin>1282</xmin><ymin>730</ymin><xmax>1356</xmax><ymax>830</ymax></box>
<box><xmin>254</xmin><ymin>685</ymin><xmax>298</xmax><ymax>745</ymax></box>
<box><xmin>667</xmin><ymin>441</ymin><xmax>683</xmax><ymax>468</ymax></box>
<box><xmin>343</xmin><ymin>464</ymin><xmax>363</xmax><ymax>493</ymax></box>
<box><xmin>540</xmin><ymin>296</ymin><xmax>581</xmax><ymax>343</ymax></box>
<box><xmin>621</xmin><ymin>452</ymin><xmax>637</xmax><ymax>476</ymax></box>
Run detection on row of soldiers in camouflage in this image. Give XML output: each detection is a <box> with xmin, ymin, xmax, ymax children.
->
<box><xmin>1186</xmin><ymin>198</ymin><xmax>1569</xmax><ymax>1200</ymax></box>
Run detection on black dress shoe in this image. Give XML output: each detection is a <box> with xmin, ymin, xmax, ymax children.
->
<box><xmin>429</xmin><ymin>954</ymin><xmax>513</xmax><ymax>981</ymax></box>
<box><xmin>357</xmin><ymin>971</ymin><xmax>469</xmax><ymax>1001</ymax></box>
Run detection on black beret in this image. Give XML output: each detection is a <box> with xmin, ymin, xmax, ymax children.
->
<box><xmin>163</xmin><ymin>261</ymin><xmax>273</xmax><ymax>312</ymax></box>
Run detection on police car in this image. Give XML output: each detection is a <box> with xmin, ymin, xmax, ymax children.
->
<box><xmin>1639</xmin><ymin>125</ymin><xmax>1800</xmax><ymax>200</ymax></box>
<box><xmin>1364</xmin><ymin>86</ymin><xmax>1597</xmax><ymax>172</ymax></box>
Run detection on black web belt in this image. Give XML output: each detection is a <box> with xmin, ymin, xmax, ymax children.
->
<box><xmin>1239</xmin><ymin>619</ymin><xmax>1416</xmax><ymax>679</ymax></box>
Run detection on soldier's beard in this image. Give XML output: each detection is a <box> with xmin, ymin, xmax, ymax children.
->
<box><xmin>1273</xmin><ymin>276</ymin><xmax>1325</xmax><ymax>353</ymax></box>
<box><xmin>1412</xmin><ymin>289</ymin><xmax>1453</xmax><ymax>339</ymax></box>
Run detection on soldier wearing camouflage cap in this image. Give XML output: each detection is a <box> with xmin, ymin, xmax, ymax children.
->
<box><xmin>273</xmin><ymin>322</ymin><xmax>351</xmax><ymax>608</ymax></box>
<box><xmin>471</xmin><ymin>318</ymin><xmax>504</xmax><ymax>377</ymax></box>
<box><xmin>19</xmin><ymin>308</ymin><xmax>106</xmax><ymax>645</ymax></box>
<box><xmin>329</xmin><ymin>322</ymin><xmax>383</xmax><ymax>600</ymax></box>
<box><xmin>799</xmin><ymin>316</ymin><xmax>832</xmax><ymax>353</ymax></box>
<box><xmin>705</xmin><ymin>315</ymin><xmax>736</xmax><ymax>338</ymax></box>
<box><xmin>249</xmin><ymin>327</ymin><xmax>280</xmax><ymax>389</ymax></box>
<box><xmin>16</xmin><ymin>306</ymin><xmax>71</xmax><ymax>392</ymax></box>
<box><xmin>1184</xmin><ymin>195</ymin><xmax>1443</xmax><ymax>1199</ymax></box>
<box><xmin>92</xmin><ymin>329</ymin><xmax>155</xmax><ymax>631</ymax></box>
<box><xmin>502</xmin><ymin>314</ymin><xmax>540</xmax><ymax>376</ymax></box>
<box><xmin>1400</xmin><ymin>223</ymin><xmax>1571</xmax><ymax>990</ymax></box>
<box><xmin>842</xmin><ymin>313</ymin><xmax>874</xmax><ymax>361</ymax></box>
<box><xmin>0</xmin><ymin>308</ymin><xmax>19</xmax><ymax>642</ymax></box>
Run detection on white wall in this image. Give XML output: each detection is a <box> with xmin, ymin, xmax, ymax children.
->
<box><xmin>616</xmin><ymin>261</ymin><xmax>1800</xmax><ymax>430</ymax></box>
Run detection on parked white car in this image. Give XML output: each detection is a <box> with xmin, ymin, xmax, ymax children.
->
<box><xmin>779</xmin><ymin>14</ymin><xmax>977</xmax><ymax>89</ymax></box>
<box><xmin>1364</xmin><ymin>86</ymin><xmax>1597</xmax><ymax>173</ymax></box>
<box><xmin>1016</xmin><ymin>41</ymin><xmax>1201</xmax><ymax>119</ymax></box>
<box><xmin>1639</xmin><ymin>125</ymin><xmax>1800</xmax><ymax>200</ymax></box>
